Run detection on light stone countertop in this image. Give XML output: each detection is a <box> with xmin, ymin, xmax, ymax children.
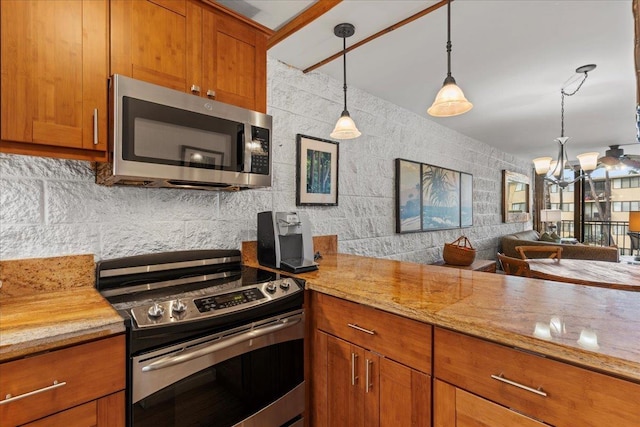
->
<box><xmin>0</xmin><ymin>255</ymin><xmax>125</xmax><ymax>362</ymax></box>
<box><xmin>249</xmin><ymin>253</ymin><xmax>640</xmax><ymax>383</ymax></box>
<box><xmin>3</xmin><ymin>249</ymin><xmax>639</xmax><ymax>383</ymax></box>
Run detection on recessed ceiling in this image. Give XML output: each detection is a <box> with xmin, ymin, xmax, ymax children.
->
<box><xmin>221</xmin><ymin>0</ymin><xmax>639</xmax><ymax>162</ymax></box>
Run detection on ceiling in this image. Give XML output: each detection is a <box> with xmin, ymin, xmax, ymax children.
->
<box><xmin>220</xmin><ymin>0</ymin><xmax>639</xmax><ymax>164</ymax></box>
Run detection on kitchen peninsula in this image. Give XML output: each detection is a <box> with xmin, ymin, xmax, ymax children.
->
<box><xmin>2</xmin><ymin>246</ymin><xmax>639</xmax><ymax>426</ymax></box>
<box><xmin>243</xmin><ymin>239</ymin><xmax>640</xmax><ymax>426</ymax></box>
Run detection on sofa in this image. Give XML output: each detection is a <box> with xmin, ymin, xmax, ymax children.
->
<box><xmin>501</xmin><ymin>230</ymin><xmax>619</xmax><ymax>262</ymax></box>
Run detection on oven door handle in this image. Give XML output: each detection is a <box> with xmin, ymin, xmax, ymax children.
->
<box><xmin>141</xmin><ymin>315</ymin><xmax>302</xmax><ymax>372</ymax></box>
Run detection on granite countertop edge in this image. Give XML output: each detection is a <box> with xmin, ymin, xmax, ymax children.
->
<box><xmin>308</xmin><ymin>282</ymin><xmax>640</xmax><ymax>383</ymax></box>
<box><xmin>0</xmin><ymin>320</ymin><xmax>126</xmax><ymax>363</ymax></box>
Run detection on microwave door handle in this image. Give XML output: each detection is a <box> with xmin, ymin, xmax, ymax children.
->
<box><xmin>243</xmin><ymin>123</ymin><xmax>252</xmax><ymax>172</ymax></box>
<box><xmin>141</xmin><ymin>315</ymin><xmax>302</xmax><ymax>372</ymax></box>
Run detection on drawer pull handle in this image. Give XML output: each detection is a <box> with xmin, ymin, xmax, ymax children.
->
<box><xmin>0</xmin><ymin>380</ymin><xmax>67</xmax><ymax>405</ymax></box>
<box><xmin>491</xmin><ymin>373</ymin><xmax>547</xmax><ymax>397</ymax></box>
<box><xmin>365</xmin><ymin>359</ymin><xmax>373</xmax><ymax>393</ymax></box>
<box><xmin>348</xmin><ymin>323</ymin><xmax>375</xmax><ymax>335</ymax></box>
<box><xmin>93</xmin><ymin>108</ymin><xmax>99</xmax><ymax>145</ymax></box>
<box><xmin>351</xmin><ymin>353</ymin><xmax>358</xmax><ymax>386</ymax></box>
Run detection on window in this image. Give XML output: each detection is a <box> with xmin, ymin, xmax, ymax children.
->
<box><xmin>613</xmin><ymin>201</ymin><xmax>640</xmax><ymax>212</ymax></box>
<box><xmin>511</xmin><ymin>202</ymin><xmax>527</xmax><ymax>212</ymax></box>
<box><xmin>613</xmin><ymin>176</ymin><xmax>640</xmax><ymax>189</ymax></box>
<box><xmin>550</xmin><ymin>203</ymin><xmax>574</xmax><ymax>212</ymax></box>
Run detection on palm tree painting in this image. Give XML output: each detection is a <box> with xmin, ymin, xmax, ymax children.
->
<box><xmin>422</xmin><ymin>164</ymin><xmax>460</xmax><ymax>229</ymax></box>
<box><xmin>396</xmin><ymin>159</ymin><xmax>422</xmax><ymax>232</ymax></box>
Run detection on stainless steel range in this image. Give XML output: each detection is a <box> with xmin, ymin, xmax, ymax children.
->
<box><xmin>96</xmin><ymin>250</ymin><xmax>305</xmax><ymax>427</ymax></box>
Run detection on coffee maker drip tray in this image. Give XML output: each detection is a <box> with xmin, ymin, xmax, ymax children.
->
<box><xmin>280</xmin><ymin>257</ymin><xmax>318</xmax><ymax>273</ymax></box>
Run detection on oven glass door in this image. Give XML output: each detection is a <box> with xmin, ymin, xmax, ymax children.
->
<box><xmin>131</xmin><ymin>311</ymin><xmax>304</xmax><ymax>427</ymax></box>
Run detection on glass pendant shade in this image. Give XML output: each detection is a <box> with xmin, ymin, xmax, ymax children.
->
<box><xmin>428</xmin><ymin>78</ymin><xmax>473</xmax><ymax>117</ymax></box>
<box><xmin>576</xmin><ymin>152</ymin><xmax>599</xmax><ymax>172</ymax></box>
<box><xmin>330</xmin><ymin>111</ymin><xmax>361</xmax><ymax>139</ymax></box>
<box><xmin>533</xmin><ymin>157</ymin><xmax>553</xmax><ymax>175</ymax></box>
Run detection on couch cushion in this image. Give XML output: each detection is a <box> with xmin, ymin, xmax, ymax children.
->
<box><xmin>540</xmin><ymin>232</ymin><xmax>560</xmax><ymax>243</ymax></box>
<box><xmin>511</xmin><ymin>230</ymin><xmax>541</xmax><ymax>241</ymax></box>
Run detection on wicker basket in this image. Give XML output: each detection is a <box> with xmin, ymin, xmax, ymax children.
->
<box><xmin>443</xmin><ymin>236</ymin><xmax>476</xmax><ymax>266</ymax></box>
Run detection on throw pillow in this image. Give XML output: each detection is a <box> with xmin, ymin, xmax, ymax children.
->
<box><xmin>550</xmin><ymin>232</ymin><xmax>561</xmax><ymax>242</ymax></box>
<box><xmin>540</xmin><ymin>232</ymin><xmax>557</xmax><ymax>242</ymax></box>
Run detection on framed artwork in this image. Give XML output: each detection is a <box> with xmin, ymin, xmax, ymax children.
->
<box><xmin>395</xmin><ymin>158</ymin><xmax>473</xmax><ymax>233</ymax></box>
<box><xmin>182</xmin><ymin>146</ymin><xmax>224</xmax><ymax>169</ymax></box>
<box><xmin>422</xmin><ymin>164</ymin><xmax>460</xmax><ymax>230</ymax></box>
<box><xmin>296</xmin><ymin>134</ymin><xmax>339</xmax><ymax>206</ymax></box>
<box><xmin>460</xmin><ymin>172</ymin><xmax>473</xmax><ymax>227</ymax></box>
<box><xmin>395</xmin><ymin>159</ymin><xmax>422</xmax><ymax>233</ymax></box>
<box><xmin>502</xmin><ymin>170</ymin><xmax>530</xmax><ymax>223</ymax></box>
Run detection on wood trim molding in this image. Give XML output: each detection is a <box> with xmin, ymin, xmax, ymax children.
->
<box><xmin>303</xmin><ymin>0</ymin><xmax>450</xmax><ymax>74</ymax></box>
<box><xmin>634</xmin><ymin>0</ymin><xmax>639</xmax><ymax>104</ymax></box>
<box><xmin>267</xmin><ymin>0</ymin><xmax>342</xmax><ymax>49</ymax></box>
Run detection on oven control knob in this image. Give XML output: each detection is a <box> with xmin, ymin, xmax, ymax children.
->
<box><xmin>279</xmin><ymin>281</ymin><xmax>290</xmax><ymax>290</ymax></box>
<box><xmin>266</xmin><ymin>283</ymin><xmax>277</xmax><ymax>294</ymax></box>
<box><xmin>148</xmin><ymin>303</ymin><xmax>165</xmax><ymax>318</ymax></box>
<box><xmin>172</xmin><ymin>299</ymin><xmax>186</xmax><ymax>313</ymax></box>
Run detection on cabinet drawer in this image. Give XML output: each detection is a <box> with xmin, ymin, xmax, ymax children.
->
<box><xmin>434</xmin><ymin>328</ymin><xmax>640</xmax><ymax>427</ymax></box>
<box><xmin>313</xmin><ymin>293</ymin><xmax>431</xmax><ymax>373</ymax></box>
<box><xmin>0</xmin><ymin>335</ymin><xmax>125</xmax><ymax>426</ymax></box>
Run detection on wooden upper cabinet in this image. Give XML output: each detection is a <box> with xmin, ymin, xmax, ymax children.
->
<box><xmin>111</xmin><ymin>0</ymin><xmax>189</xmax><ymax>91</ymax></box>
<box><xmin>201</xmin><ymin>8</ymin><xmax>267</xmax><ymax>112</ymax></box>
<box><xmin>0</xmin><ymin>0</ymin><xmax>108</xmax><ymax>158</ymax></box>
<box><xmin>111</xmin><ymin>0</ymin><xmax>267</xmax><ymax>112</ymax></box>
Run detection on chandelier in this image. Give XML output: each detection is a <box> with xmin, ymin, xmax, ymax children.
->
<box><xmin>533</xmin><ymin>64</ymin><xmax>599</xmax><ymax>188</ymax></box>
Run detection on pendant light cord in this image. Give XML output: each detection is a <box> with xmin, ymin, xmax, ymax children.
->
<box><xmin>446</xmin><ymin>0</ymin><xmax>452</xmax><ymax>78</ymax></box>
<box><xmin>342</xmin><ymin>37</ymin><xmax>348</xmax><ymax>112</ymax></box>
<box><xmin>560</xmin><ymin>71</ymin><xmax>589</xmax><ymax>137</ymax></box>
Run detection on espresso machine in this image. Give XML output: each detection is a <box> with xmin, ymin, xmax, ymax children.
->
<box><xmin>257</xmin><ymin>211</ymin><xmax>319</xmax><ymax>273</ymax></box>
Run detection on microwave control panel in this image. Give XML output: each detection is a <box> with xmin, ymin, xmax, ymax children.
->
<box><xmin>250</xmin><ymin>126</ymin><xmax>270</xmax><ymax>175</ymax></box>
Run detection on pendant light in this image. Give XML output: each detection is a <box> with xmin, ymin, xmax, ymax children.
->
<box><xmin>532</xmin><ymin>64</ymin><xmax>600</xmax><ymax>188</ymax></box>
<box><xmin>330</xmin><ymin>23</ymin><xmax>361</xmax><ymax>140</ymax></box>
<box><xmin>428</xmin><ymin>0</ymin><xmax>473</xmax><ymax>117</ymax></box>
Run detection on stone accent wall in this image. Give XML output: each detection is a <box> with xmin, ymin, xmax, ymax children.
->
<box><xmin>0</xmin><ymin>57</ymin><xmax>531</xmax><ymax>262</ymax></box>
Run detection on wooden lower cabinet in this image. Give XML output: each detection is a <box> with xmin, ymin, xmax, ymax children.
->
<box><xmin>0</xmin><ymin>335</ymin><xmax>125</xmax><ymax>427</ymax></box>
<box><xmin>316</xmin><ymin>332</ymin><xmax>430</xmax><ymax>427</ymax></box>
<box><xmin>434</xmin><ymin>380</ymin><xmax>546</xmax><ymax>427</ymax></box>
<box><xmin>311</xmin><ymin>293</ymin><xmax>431</xmax><ymax>426</ymax></box>
<box><xmin>434</xmin><ymin>327</ymin><xmax>640</xmax><ymax>427</ymax></box>
<box><xmin>20</xmin><ymin>391</ymin><xmax>125</xmax><ymax>427</ymax></box>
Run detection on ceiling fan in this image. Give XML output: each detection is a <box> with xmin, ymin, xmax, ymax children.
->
<box><xmin>598</xmin><ymin>144</ymin><xmax>640</xmax><ymax>170</ymax></box>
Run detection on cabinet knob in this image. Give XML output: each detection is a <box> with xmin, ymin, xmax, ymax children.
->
<box><xmin>206</xmin><ymin>89</ymin><xmax>216</xmax><ymax>99</ymax></box>
<box><xmin>191</xmin><ymin>85</ymin><xmax>201</xmax><ymax>94</ymax></box>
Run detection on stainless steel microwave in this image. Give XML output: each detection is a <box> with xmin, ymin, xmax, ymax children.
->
<box><xmin>96</xmin><ymin>75</ymin><xmax>272</xmax><ymax>191</ymax></box>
